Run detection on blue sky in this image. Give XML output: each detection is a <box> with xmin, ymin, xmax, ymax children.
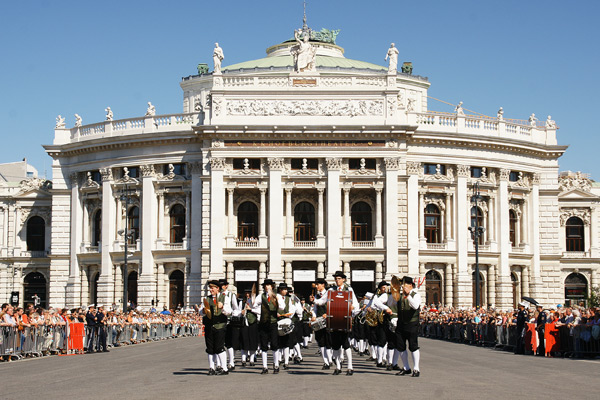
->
<box><xmin>1</xmin><ymin>0</ymin><xmax>598</xmax><ymax>179</ymax></box>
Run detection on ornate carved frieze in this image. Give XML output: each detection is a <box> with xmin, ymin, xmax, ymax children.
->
<box><xmin>211</xmin><ymin>138</ymin><xmax>224</xmax><ymax>148</ymax></box>
<box><xmin>99</xmin><ymin>168</ymin><xmax>113</xmax><ymax>182</ymax></box>
<box><xmin>225</xmin><ymin>99</ymin><xmax>384</xmax><ymax>117</ymax></box>
<box><xmin>532</xmin><ymin>173</ymin><xmax>541</xmax><ymax>185</ymax></box>
<box><xmin>406</xmin><ymin>161</ymin><xmax>421</xmax><ymax>176</ymax></box>
<box><xmin>424</xmin><ymin>194</ymin><xmax>446</xmax><ymax>211</ymax></box>
<box><xmin>559</xmin><ymin>171</ymin><xmax>591</xmax><ymax>193</ymax></box>
<box><xmin>209</xmin><ymin>158</ymin><xmax>226</xmax><ymax>171</ymax></box>
<box><xmin>212</xmin><ymin>97</ymin><xmax>223</xmax><ymax>116</ymax></box>
<box><xmin>499</xmin><ymin>168</ymin><xmax>510</xmax><ymax>182</ymax></box>
<box><xmin>140</xmin><ymin>165</ymin><xmax>155</xmax><ymax>178</ymax></box>
<box><xmin>384</xmin><ymin>157</ymin><xmax>400</xmax><ymax>171</ymax></box>
<box><xmin>457</xmin><ymin>165</ymin><xmax>470</xmax><ymax>178</ymax></box>
<box><xmin>20</xmin><ymin>207</ymin><xmax>51</xmax><ymax>224</ymax></box>
<box><xmin>560</xmin><ymin>208</ymin><xmax>591</xmax><ymax>226</ymax></box>
<box><xmin>267</xmin><ymin>158</ymin><xmax>285</xmax><ymax>171</ymax></box>
<box><xmin>508</xmin><ymin>201</ymin><xmax>522</xmax><ymax>218</ymax></box>
<box><xmin>326</xmin><ymin>158</ymin><xmax>342</xmax><ymax>171</ymax></box>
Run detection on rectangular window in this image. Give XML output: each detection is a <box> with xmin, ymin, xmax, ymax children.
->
<box><xmin>164</xmin><ymin>163</ymin><xmax>186</xmax><ymax>176</ymax></box>
<box><xmin>291</xmin><ymin>158</ymin><xmax>319</xmax><ymax>170</ymax></box>
<box><xmin>91</xmin><ymin>171</ymin><xmax>102</xmax><ymax>183</ymax></box>
<box><xmin>233</xmin><ymin>158</ymin><xmax>261</xmax><ymax>170</ymax></box>
<box><xmin>471</xmin><ymin>167</ymin><xmax>483</xmax><ymax>178</ymax></box>
<box><xmin>126</xmin><ymin>167</ymin><xmax>140</xmax><ymax>178</ymax></box>
<box><xmin>509</xmin><ymin>171</ymin><xmax>519</xmax><ymax>182</ymax></box>
<box><xmin>424</xmin><ymin>164</ymin><xmax>445</xmax><ymax>175</ymax></box>
<box><xmin>349</xmin><ymin>158</ymin><xmax>376</xmax><ymax>170</ymax></box>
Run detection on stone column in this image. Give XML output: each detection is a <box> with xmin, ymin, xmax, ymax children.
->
<box><xmin>157</xmin><ymin>190</ymin><xmax>165</xmax><ymax>241</ymax></box>
<box><xmin>139</xmin><ymin>164</ymin><xmax>157</xmax><ymax>307</ymax></box>
<box><xmin>259</xmin><ymin>262</ymin><xmax>267</xmax><ymax>282</ymax></box>
<box><xmin>445</xmin><ymin>193</ymin><xmax>452</xmax><ymax>241</ymax></box>
<box><xmin>375</xmin><ymin>262</ymin><xmax>383</xmax><ymax>282</ymax></box>
<box><xmin>384</xmin><ymin>158</ymin><xmax>399</xmax><ymax>275</ymax></box>
<box><xmin>456</xmin><ymin>165</ymin><xmax>470</xmax><ymax>308</ymax></box>
<box><xmin>497</xmin><ymin>169</ymin><xmax>511</xmax><ymax>308</ymax></box>
<box><xmin>82</xmin><ymin>200</ymin><xmax>89</xmax><ymax>247</ymax></box>
<box><xmin>326</xmin><ymin>158</ymin><xmax>342</xmax><ymax>276</ymax></box>
<box><xmin>285</xmin><ymin>187</ymin><xmax>293</xmax><ymax>239</ymax></box>
<box><xmin>185</xmin><ymin>192</ymin><xmax>191</xmax><ymax>246</ymax></box>
<box><xmin>226</xmin><ymin>262</ymin><xmax>234</xmax><ymax>285</ymax></box>
<box><xmin>530</xmin><ymin>174</ymin><xmax>541</xmax><ymax>297</ymax></box>
<box><xmin>488</xmin><ymin>195</ymin><xmax>496</xmax><ymax>243</ymax></box>
<box><xmin>521</xmin><ymin>199</ymin><xmax>528</xmax><ymax>246</ymax></box>
<box><xmin>268</xmin><ymin>158</ymin><xmax>284</xmax><ymax>280</ymax></box>
<box><xmin>98</xmin><ymin>168</ymin><xmax>116</xmax><ymax>305</ymax></box>
<box><xmin>343</xmin><ymin>262</ymin><xmax>351</xmax><ymax>283</ymax></box>
<box><xmin>419</xmin><ymin>192</ymin><xmax>425</xmax><ymax>239</ymax></box>
<box><xmin>317</xmin><ymin>187</ymin><xmax>325</xmax><ymax>238</ymax></box>
<box><xmin>343</xmin><ymin>187</ymin><xmax>351</xmax><ymax>238</ymax></box>
<box><xmin>445</xmin><ymin>264</ymin><xmax>453</xmax><ymax>307</ymax></box>
<box><xmin>521</xmin><ymin>265</ymin><xmax>530</xmax><ymax>298</ymax></box>
<box><xmin>488</xmin><ymin>264</ymin><xmax>496</xmax><ymax>307</ymax></box>
<box><xmin>284</xmin><ymin>261</ymin><xmax>292</xmax><ymax>285</ymax></box>
<box><xmin>188</xmin><ymin>161</ymin><xmax>203</xmax><ymax>305</ymax></box>
<box><xmin>590</xmin><ymin>206</ymin><xmax>598</xmax><ymax>258</ymax></box>
<box><xmin>227</xmin><ymin>188</ymin><xmax>235</xmax><ymax>238</ymax></box>
<box><xmin>407</xmin><ymin>161</ymin><xmax>421</xmax><ymax>277</ymax></box>
<box><xmin>67</xmin><ymin>173</ymin><xmax>82</xmax><ymax>307</ymax></box>
<box><xmin>317</xmin><ymin>262</ymin><xmax>325</xmax><ymax>279</ymax></box>
<box><xmin>210</xmin><ymin>158</ymin><xmax>226</xmax><ymax>278</ymax></box>
<box><xmin>419</xmin><ymin>262</ymin><xmax>426</xmax><ymax>275</ymax></box>
<box><xmin>514</xmin><ymin>213</ymin><xmax>521</xmax><ymax>248</ymax></box>
<box><xmin>257</xmin><ymin>187</ymin><xmax>266</xmax><ymax>239</ymax></box>
<box><xmin>375</xmin><ymin>187</ymin><xmax>383</xmax><ymax>238</ymax></box>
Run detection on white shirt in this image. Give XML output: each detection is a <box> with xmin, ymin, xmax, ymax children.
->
<box><xmin>277</xmin><ymin>294</ymin><xmax>296</xmax><ymax>317</ymax></box>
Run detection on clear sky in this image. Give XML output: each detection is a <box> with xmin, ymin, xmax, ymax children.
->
<box><xmin>1</xmin><ymin>0</ymin><xmax>598</xmax><ymax>179</ymax></box>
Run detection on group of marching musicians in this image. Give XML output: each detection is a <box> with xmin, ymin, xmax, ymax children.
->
<box><xmin>199</xmin><ymin>271</ymin><xmax>421</xmax><ymax>377</ymax></box>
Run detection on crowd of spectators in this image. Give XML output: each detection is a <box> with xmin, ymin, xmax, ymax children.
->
<box><xmin>0</xmin><ymin>303</ymin><xmax>202</xmax><ymax>362</ymax></box>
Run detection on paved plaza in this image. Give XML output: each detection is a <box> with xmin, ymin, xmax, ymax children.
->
<box><xmin>1</xmin><ymin>337</ymin><xmax>597</xmax><ymax>399</ymax></box>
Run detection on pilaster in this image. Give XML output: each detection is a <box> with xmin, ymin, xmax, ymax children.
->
<box><xmin>326</xmin><ymin>158</ymin><xmax>342</xmax><ymax>276</ymax></box>
<box><xmin>268</xmin><ymin>158</ymin><xmax>284</xmax><ymax>281</ymax></box>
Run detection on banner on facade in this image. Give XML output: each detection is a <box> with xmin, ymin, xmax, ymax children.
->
<box><xmin>352</xmin><ymin>270</ymin><xmax>374</xmax><ymax>282</ymax></box>
<box><xmin>293</xmin><ymin>270</ymin><xmax>316</xmax><ymax>282</ymax></box>
<box><xmin>235</xmin><ymin>270</ymin><xmax>258</xmax><ymax>282</ymax></box>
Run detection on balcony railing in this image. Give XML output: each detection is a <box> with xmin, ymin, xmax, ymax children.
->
<box><xmin>164</xmin><ymin>243</ymin><xmax>185</xmax><ymax>250</ymax></box>
<box><xmin>562</xmin><ymin>251</ymin><xmax>589</xmax><ymax>258</ymax></box>
<box><xmin>235</xmin><ymin>240</ymin><xmax>258</xmax><ymax>248</ymax></box>
<box><xmin>294</xmin><ymin>241</ymin><xmax>317</xmax><ymax>248</ymax></box>
<box><xmin>511</xmin><ymin>246</ymin><xmax>526</xmax><ymax>253</ymax></box>
<box><xmin>19</xmin><ymin>250</ymin><xmax>49</xmax><ymax>258</ymax></box>
<box><xmin>426</xmin><ymin>243</ymin><xmax>447</xmax><ymax>251</ymax></box>
<box><xmin>351</xmin><ymin>241</ymin><xmax>375</xmax><ymax>248</ymax></box>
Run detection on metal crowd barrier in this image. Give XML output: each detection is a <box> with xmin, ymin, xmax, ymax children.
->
<box><xmin>420</xmin><ymin>321</ymin><xmax>599</xmax><ymax>358</ymax></box>
<box><xmin>1</xmin><ymin>322</ymin><xmax>201</xmax><ymax>361</ymax></box>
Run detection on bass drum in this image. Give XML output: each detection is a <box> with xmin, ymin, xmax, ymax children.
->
<box><xmin>326</xmin><ymin>290</ymin><xmax>352</xmax><ymax>332</ymax></box>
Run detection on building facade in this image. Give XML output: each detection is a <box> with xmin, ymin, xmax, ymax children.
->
<box><xmin>2</xmin><ymin>28</ymin><xmax>599</xmax><ymax>310</ymax></box>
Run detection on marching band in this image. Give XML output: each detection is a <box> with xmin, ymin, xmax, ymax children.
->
<box><xmin>200</xmin><ymin>274</ymin><xmax>422</xmax><ymax>377</ymax></box>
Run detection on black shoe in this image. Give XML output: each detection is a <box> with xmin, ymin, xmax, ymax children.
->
<box><xmin>241</xmin><ymin>361</ymin><xmax>246</xmax><ymax>367</ymax></box>
<box><xmin>229</xmin><ymin>365</ymin><xmax>235</xmax><ymax>371</ymax></box>
<box><xmin>346</xmin><ymin>369</ymin><xmax>354</xmax><ymax>376</ymax></box>
<box><xmin>333</xmin><ymin>369</ymin><xmax>341</xmax><ymax>375</ymax></box>
<box><xmin>208</xmin><ymin>368</ymin><xmax>216</xmax><ymax>376</ymax></box>
<box><xmin>412</xmin><ymin>370</ymin><xmax>420</xmax><ymax>377</ymax></box>
<box><xmin>261</xmin><ymin>368</ymin><xmax>268</xmax><ymax>375</ymax></box>
<box><xmin>282</xmin><ymin>364</ymin><xmax>289</xmax><ymax>370</ymax></box>
<box><xmin>293</xmin><ymin>357</ymin><xmax>300</xmax><ymax>364</ymax></box>
<box><xmin>386</xmin><ymin>364</ymin><xmax>393</xmax><ymax>371</ymax></box>
<box><xmin>376</xmin><ymin>362</ymin><xmax>383</xmax><ymax>368</ymax></box>
<box><xmin>396</xmin><ymin>368</ymin><xmax>412</xmax><ymax>376</ymax></box>
<box><xmin>217</xmin><ymin>370</ymin><xmax>229</xmax><ymax>375</ymax></box>
<box><xmin>86</xmin><ymin>350</ymin><xmax>95</xmax><ymax>354</ymax></box>
<box><xmin>102</xmin><ymin>350</ymin><xmax>110</xmax><ymax>353</ymax></box>
<box><xmin>322</xmin><ymin>363</ymin><xmax>330</xmax><ymax>370</ymax></box>
<box><xmin>392</xmin><ymin>365</ymin><xmax>401</xmax><ymax>371</ymax></box>
<box><xmin>249</xmin><ymin>362</ymin><xmax>255</xmax><ymax>367</ymax></box>
<box><xmin>216</xmin><ymin>366</ymin><xmax>223</xmax><ymax>372</ymax></box>
<box><xmin>273</xmin><ymin>367</ymin><xmax>279</xmax><ymax>374</ymax></box>
<box><xmin>297</xmin><ymin>358</ymin><xmax>303</xmax><ymax>364</ymax></box>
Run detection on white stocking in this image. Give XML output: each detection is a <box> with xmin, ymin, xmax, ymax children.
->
<box><xmin>208</xmin><ymin>354</ymin><xmax>215</xmax><ymax>370</ymax></box>
<box><xmin>320</xmin><ymin>347</ymin><xmax>329</xmax><ymax>365</ymax></box>
<box><xmin>411</xmin><ymin>349</ymin><xmax>420</xmax><ymax>371</ymax></box>
<box><xmin>261</xmin><ymin>351</ymin><xmax>268</xmax><ymax>369</ymax></box>
<box><xmin>218</xmin><ymin>351</ymin><xmax>228</xmax><ymax>371</ymax></box>
<box><xmin>294</xmin><ymin>343</ymin><xmax>302</xmax><ymax>359</ymax></box>
<box><xmin>333</xmin><ymin>349</ymin><xmax>341</xmax><ymax>369</ymax></box>
<box><xmin>241</xmin><ymin>350</ymin><xmax>247</xmax><ymax>362</ymax></box>
<box><xmin>345</xmin><ymin>348</ymin><xmax>353</xmax><ymax>370</ymax></box>
<box><xmin>327</xmin><ymin>348</ymin><xmax>333</xmax><ymax>363</ymax></box>
<box><xmin>227</xmin><ymin>347</ymin><xmax>234</xmax><ymax>366</ymax></box>
<box><xmin>400</xmin><ymin>350</ymin><xmax>410</xmax><ymax>370</ymax></box>
<box><xmin>377</xmin><ymin>346</ymin><xmax>384</xmax><ymax>363</ymax></box>
<box><xmin>283</xmin><ymin>347</ymin><xmax>290</xmax><ymax>364</ymax></box>
<box><xmin>392</xmin><ymin>349</ymin><xmax>400</xmax><ymax>366</ymax></box>
<box><xmin>273</xmin><ymin>350</ymin><xmax>280</xmax><ymax>368</ymax></box>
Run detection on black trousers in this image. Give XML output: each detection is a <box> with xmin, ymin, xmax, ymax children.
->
<box><xmin>226</xmin><ymin>324</ymin><xmax>242</xmax><ymax>350</ymax></box>
<box><xmin>258</xmin><ymin>323</ymin><xmax>279</xmax><ymax>351</ymax></box>
<box><xmin>385</xmin><ymin>322</ymin><xmax>398</xmax><ymax>350</ymax></box>
<box><xmin>330</xmin><ymin>331</ymin><xmax>350</xmax><ymax>351</ymax></box>
<box><xmin>301</xmin><ymin>322</ymin><xmax>311</xmax><ymax>337</ymax></box>
<box><xmin>315</xmin><ymin>328</ymin><xmax>331</xmax><ymax>348</ymax></box>
<box><xmin>353</xmin><ymin>320</ymin><xmax>366</xmax><ymax>340</ymax></box>
<box><xmin>395</xmin><ymin>322</ymin><xmax>419</xmax><ymax>352</ymax></box>
<box><xmin>241</xmin><ymin>323</ymin><xmax>259</xmax><ymax>351</ymax></box>
<box><xmin>205</xmin><ymin>325</ymin><xmax>226</xmax><ymax>355</ymax></box>
<box><xmin>370</xmin><ymin>324</ymin><xmax>387</xmax><ymax>347</ymax></box>
<box><xmin>97</xmin><ymin>325</ymin><xmax>107</xmax><ymax>351</ymax></box>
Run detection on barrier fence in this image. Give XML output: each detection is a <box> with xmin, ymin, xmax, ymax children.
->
<box><xmin>420</xmin><ymin>321</ymin><xmax>600</xmax><ymax>358</ymax></box>
<box><xmin>1</xmin><ymin>322</ymin><xmax>201</xmax><ymax>361</ymax></box>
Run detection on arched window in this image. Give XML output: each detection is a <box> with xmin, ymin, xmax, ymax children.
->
<box><xmin>237</xmin><ymin>201</ymin><xmax>258</xmax><ymax>240</ymax></box>
<box><xmin>425</xmin><ymin>270</ymin><xmax>442</xmax><ymax>305</ymax></box>
<box><xmin>424</xmin><ymin>204</ymin><xmax>441</xmax><ymax>243</ymax></box>
<box><xmin>351</xmin><ymin>202</ymin><xmax>372</xmax><ymax>241</ymax></box>
<box><xmin>509</xmin><ymin>210</ymin><xmax>517</xmax><ymax>246</ymax></box>
<box><xmin>127</xmin><ymin>206</ymin><xmax>140</xmax><ymax>244</ymax></box>
<box><xmin>169</xmin><ymin>204</ymin><xmax>186</xmax><ymax>243</ymax></box>
<box><xmin>565</xmin><ymin>217</ymin><xmax>584</xmax><ymax>252</ymax></box>
<box><xmin>470</xmin><ymin>206</ymin><xmax>484</xmax><ymax>245</ymax></box>
<box><xmin>169</xmin><ymin>270</ymin><xmax>185</xmax><ymax>310</ymax></box>
<box><xmin>565</xmin><ymin>272</ymin><xmax>587</xmax><ymax>305</ymax></box>
<box><xmin>92</xmin><ymin>210</ymin><xmax>102</xmax><ymax>247</ymax></box>
<box><xmin>24</xmin><ymin>272</ymin><xmax>47</xmax><ymax>308</ymax></box>
<box><xmin>26</xmin><ymin>216</ymin><xmax>45</xmax><ymax>251</ymax></box>
<box><xmin>294</xmin><ymin>202</ymin><xmax>315</xmax><ymax>241</ymax></box>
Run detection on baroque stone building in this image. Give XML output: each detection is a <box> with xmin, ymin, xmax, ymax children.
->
<box><xmin>1</xmin><ymin>27</ymin><xmax>599</xmax><ymax>310</ymax></box>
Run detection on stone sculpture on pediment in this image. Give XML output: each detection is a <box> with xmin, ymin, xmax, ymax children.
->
<box><xmin>455</xmin><ymin>102</ymin><xmax>465</xmax><ymax>116</ymax></box>
<box><xmin>559</xmin><ymin>171</ymin><xmax>591</xmax><ymax>193</ymax></box>
<box><xmin>497</xmin><ymin>107</ymin><xmax>504</xmax><ymax>121</ymax></box>
<box><xmin>19</xmin><ymin>178</ymin><xmax>53</xmax><ymax>193</ymax></box>
<box><xmin>100</xmin><ymin>168</ymin><xmax>113</xmax><ymax>182</ymax></box>
<box><xmin>291</xmin><ymin>29</ymin><xmax>316</xmax><ymax>73</ymax></box>
<box><xmin>424</xmin><ymin>164</ymin><xmax>451</xmax><ymax>182</ymax></box>
<box><xmin>511</xmin><ymin>172</ymin><xmax>530</xmax><ymax>189</ymax></box>
<box><xmin>74</xmin><ymin>114</ymin><xmax>82</xmax><ymax>127</ymax></box>
<box><xmin>545</xmin><ymin>115</ymin><xmax>556</xmax><ymax>129</ymax></box>
<box><xmin>105</xmin><ymin>107</ymin><xmax>113</xmax><ymax>121</ymax></box>
<box><xmin>213</xmin><ymin>43</ymin><xmax>224</xmax><ymax>74</ymax></box>
<box><xmin>117</xmin><ymin>167</ymin><xmax>139</xmax><ymax>184</ymax></box>
<box><xmin>55</xmin><ymin>115</ymin><xmax>66</xmax><ymax>129</ymax></box>
<box><xmin>146</xmin><ymin>102</ymin><xmax>156</xmax><ymax>116</ymax></box>
<box><xmin>560</xmin><ymin>208</ymin><xmax>591</xmax><ymax>226</ymax></box>
<box><xmin>84</xmin><ymin>172</ymin><xmax>100</xmax><ymax>189</ymax></box>
<box><xmin>385</xmin><ymin>43</ymin><xmax>399</xmax><ymax>73</ymax></box>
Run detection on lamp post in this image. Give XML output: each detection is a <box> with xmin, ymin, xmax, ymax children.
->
<box><xmin>469</xmin><ymin>181</ymin><xmax>485</xmax><ymax>308</ymax></box>
<box><xmin>119</xmin><ymin>184</ymin><xmax>133</xmax><ymax>312</ymax></box>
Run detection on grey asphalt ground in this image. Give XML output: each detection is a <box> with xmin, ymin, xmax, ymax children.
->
<box><xmin>1</xmin><ymin>336</ymin><xmax>598</xmax><ymax>400</ymax></box>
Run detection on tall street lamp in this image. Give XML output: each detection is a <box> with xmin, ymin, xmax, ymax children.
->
<box><xmin>469</xmin><ymin>181</ymin><xmax>485</xmax><ymax>308</ymax></box>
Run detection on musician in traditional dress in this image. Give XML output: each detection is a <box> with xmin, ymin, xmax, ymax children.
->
<box><xmin>275</xmin><ymin>283</ymin><xmax>295</xmax><ymax>369</ymax></box>
<box><xmin>315</xmin><ymin>271</ymin><xmax>360</xmax><ymax>375</ymax></box>
<box><xmin>369</xmin><ymin>281</ymin><xmax>390</xmax><ymax>367</ymax></box>
<box><xmin>200</xmin><ymin>280</ymin><xmax>233</xmax><ymax>375</ymax></box>
<box><xmin>220</xmin><ymin>279</ymin><xmax>241</xmax><ymax>371</ymax></box>
<box><xmin>395</xmin><ymin>276</ymin><xmax>422</xmax><ymax>377</ymax></box>
<box><xmin>240</xmin><ymin>288</ymin><xmax>259</xmax><ymax>367</ymax></box>
<box><xmin>373</xmin><ymin>280</ymin><xmax>401</xmax><ymax>371</ymax></box>
<box><xmin>311</xmin><ymin>278</ymin><xmax>332</xmax><ymax>369</ymax></box>
<box><xmin>353</xmin><ymin>294</ymin><xmax>369</xmax><ymax>356</ymax></box>
<box><xmin>252</xmin><ymin>278</ymin><xmax>280</xmax><ymax>374</ymax></box>
<box><xmin>288</xmin><ymin>286</ymin><xmax>304</xmax><ymax>364</ymax></box>
<box><xmin>300</xmin><ymin>297</ymin><xmax>312</xmax><ymax>348</ymax></box>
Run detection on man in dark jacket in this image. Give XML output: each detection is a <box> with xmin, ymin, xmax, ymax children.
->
<box><xmin>97</xmin><ymin>306</ymin><xmax>109</xmax><ymax>352</ymax></box>
<box><xmin>85</xmin><ymin>305</ymin><xmax>98</xmax><ymax>353</ymax></box>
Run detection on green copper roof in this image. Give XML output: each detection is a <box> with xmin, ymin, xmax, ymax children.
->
<box><xmin>223</xmin><ymin>55</ymin><xmax>386</xmax><ymax>72</ymax></box>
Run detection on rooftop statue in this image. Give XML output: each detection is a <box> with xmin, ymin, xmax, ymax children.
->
<box><xmin>55</xmin><ymin>115</ymin><xmax>66</xmax><ymax>129</ymax></box>
<box><xmin>497</xmin><ymin>107</ymin><xmax>504</xmax><ymax>121</ymax></box>
<box><xmin>105</xmin><ymin>107</ymin><xmax>113</xmax><ymax>121</ymax></box>
<box><xmin>545</xmin><ymin>115</ymin><xmax>556</xmax><ymax>129</ymax></box>
<box><xmin>528</xmin><ymin>113</ymin><xmax>537</xmax><ymax>126</ymax></box>
<box><xmin>146</xmin><ymin>102</ymin><xmax>156</xmax><ymax>116</ymax></box>
<box><xmin>455</xmin><ymin>101</ymin><xmax>465</xmax><ymax>116</ymax></box>
<box><xmin>312</xmin><ymin>28</ymin><xmax>340</xmax><ymax>44</ymax></box>
<box><xmin>291</xmin><ymin>29</ymin><xmax>316</xmax><ymax>73</ymax></box>
<box><xmin>385</xmin><ymin>43</ymin><xmax>399</xmax><ymax>73</ymax></box>
<box><xmin>401</xmin><ymin>62</ymin><xmax>413</xmax><ymax>75</ymax></box>
<box><xmin>74</xmin><ymin>114</ymin><xmax>82</xmax><ymax>127</ymax></box>
<box><xmin>213</xmin><ymin>43</ymin><xmax>224</xmax><ymax>74</ymax></box>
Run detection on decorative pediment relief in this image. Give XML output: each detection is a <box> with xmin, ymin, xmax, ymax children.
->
<box><xmin>560</xmin><ymin>208</ymin><xmax>591</xmax><ymax>226</ymax></box>
<box><xmin>18</xmin><ymin>178</ymin><xmax>52</xmax><ymax>194</ymax></box>
<box><xmin>559</xmin><ymin>172</ymin><xmax>592</xmax><ymax>193</ymax></box>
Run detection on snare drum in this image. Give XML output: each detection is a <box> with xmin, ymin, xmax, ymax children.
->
<box><xmin>326</xmin><ymin>290</ymin><xmax>353</xmax><ymax>332</ymax></box>
<box><xmin>310</xmin><ymin>316</ymin><xmax>326</xmax><ymax>332</ymax></box>
<box><xmin>277</xmin><ymin>318</ymin><xmax>295</xmax><ymax>336</ymax></box>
